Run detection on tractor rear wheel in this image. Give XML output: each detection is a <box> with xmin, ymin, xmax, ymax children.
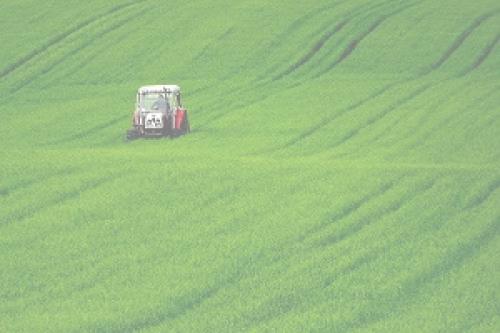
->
<box><xmin>126</xmin><ymin>128</ymin><xmax>140</xmax><ymax>140</ymax></box>
<box><xmin>182</xmin><ymin>113</ymin><xmax>191</xmax><ymax>133</ymax></box>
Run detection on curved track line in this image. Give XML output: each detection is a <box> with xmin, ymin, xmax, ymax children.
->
<box><xmin>344</xmin><ymin>216</ymin><xmax>500</xmax><ymax>332</ymax></box>
<box><xmin>327</xmin><ymin>84</ymin><xmax>432</xmax><ymax>150</ymax></box>
<box><xmin>46</xmin><ymin>115</ymin><xmax>128</xmax><ymax>146</ymax></box>
<box><xmin>465</xmin><ymin>178</ymin><xmax>500</xmax><ymax>209</ymax></box>
<box><xmin>367</xmin><ymin>82</ymin><xmax>467</xmax><ymax>145</ymax></box>
<box><xmin>280</xmin><ymin>82</ymin><xmax>398</xmax><ymax>149</ymax></box>
<box><xmin>317</xmin><ymin>1</ymin><xmax>419</xmax><ymax>77</ymax></box>
<box><xmin>0</xmin><ymin>173</ymin><xmax>122</xmax><ymax>228</ymax></box>
<box><xmin>296</xmin><ymin>175</ymin><xmax>406</xmax><ymax>243</ymax></box>
<box><xmin>117</xmin><ymin>257</ymin><xmax>255</xmax><ymax>332</ymax></box>
<box><xmin>266</xmin><ymin>0</ymin><xmax>350</xmax><ymax>50</ymax></box>
<box><xmin>424</xmin><ymin>10</ymin><xmax>500</xmax><ymax>74</ymax></box>
<box><xmin>273</xmin><ymin>20</ymin><xmax>349</xmax><ymax>81</ymax></box>
<box><xmin>192</xmin><ymin>27</ymin><xmax>235</xmax><ymax>62</ymax></box>
<box><xmin>461</xmin><ymin>32</ymin><xmax>500</xmax><ymax>75</ymax></box>
<box><xmin>272</xmin><ymin>2</ymin><xmax>396</xmax><ymax>81</ymax></box>
<box><xmin>0</xmin><ymin>1</ymin><xmax>144</xmax><ymax>80</ymax></box>
<box><xmin>398</xmin><ymin>85</ymin><xmax>499</xmax><ymax>155</ymax></box>
<box><xmin>10</xmin><ymin>8</ymin><xmax>149</xmax><ymax>93</ymax></box>
<box><xmin>259</xmin><ymin>0</ymin><xmax>353</xmax><ymax>80</ymax></box>
<box><xmin>317</xmin><ymin>177</ymin><xmax>436</xmax><ymax>248</ymax></box>
<box><xmin>0</xmin><ymin>168</ymin><xmax>78</xmax><ymax>198</ymax></box>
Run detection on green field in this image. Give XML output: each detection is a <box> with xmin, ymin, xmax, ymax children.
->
<box><xmin>1</xmin><ymin>0</ymin><xmax>499</xmax><ymax>331</ymax></box>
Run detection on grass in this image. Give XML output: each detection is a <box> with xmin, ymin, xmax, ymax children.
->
<box><xmin>1</xmin><ymin>0</ymin><xmax>499</xmax><ymax>332</ymax></box>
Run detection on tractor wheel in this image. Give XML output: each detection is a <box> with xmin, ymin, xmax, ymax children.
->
<box><xmin>182</xmin><ymin>113</ymin><xmax>191</xmax><ymax>133</ymax></box>
<box><xmin>126</xmin><ymin>128</ymin><xmax>140</xmax><ymax>141</ymax></box>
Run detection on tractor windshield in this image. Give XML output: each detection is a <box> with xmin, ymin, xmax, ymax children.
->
<box><xmin>139</xmin><ymin>93</ymin><xmax>176</xmax><ymax>112</ymax></box>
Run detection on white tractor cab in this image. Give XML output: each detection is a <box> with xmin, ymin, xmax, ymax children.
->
<box><xmin>126</xmin><ymin>85</ymin><xmax>190</xmax><ymax>140</ymax></box>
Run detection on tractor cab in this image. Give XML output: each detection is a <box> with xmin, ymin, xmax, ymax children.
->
<box><xmin>126</xmin><ymin>85</ymin><xmax>190</xmax><ymax>140</ymax></box>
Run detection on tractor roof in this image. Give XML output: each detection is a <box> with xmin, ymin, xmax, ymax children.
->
<box><xmin>138</xmin><ymin>85</ymin><xmax>180</xmax><ymax>94</ymax></box>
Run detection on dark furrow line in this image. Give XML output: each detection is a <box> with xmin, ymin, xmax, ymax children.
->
<box><xmin>114</xmin><ymin>257</ymin><xmax>256</xmax><ymax>333</ymax></box>
<box><xmin>0</xmin><ymin>0</ymin><xmax>144</xmax><ymax>80</ymax></box>
<box><xmin>334</xmin><ymin>83</ymin><xmax>460</xmax><ymax>159</ymax></box>
<box><xmin>272</xmin><ymin>20</ymin><xmax>349</xmax><ymax>81</ymax></box>
<box><xmin>465</xmin><ymin>178</ymin><xmax>500</xmax><ymax>209</ymax></box>
<box><xmin>192</xmin><ymin>83</ymin><xmax>249</xmax><ymax>117</ymax></box>
<box><xmin>316</xmin><ymin>178</ymin><xmax>436</xmax><ymax>248</ymax></box>
<box><xmin>461</xmin><ymin>32</ymin><xmax>500</xmax><ymax>76</ymax></box>
<box><xmin>367</xmin><ymin>82</ymin><xmax>467</xmax><ymax>147</ymax></box>
<box><xmin>399</xmin><ymin>85</ymin><xmax>499</xmax><ymax>154</ymax></box>
<box><xmin>10</xmin><ymin>8</ymin><xmax>149</xmax><ymax>93</ymax></box>
<box><xmin>0</xmin><ymin>173</ymin><xmax>122</xmax><ymax>228</ymax></box>
<box><xmin>194</xmin><ymin>2</ymin><xmax>413</xmax><ymax>132</ymax></box>
<box><xmin>267</xmin><ymin>0</ymin><xmax>394</xmax><ymax>82</ymax></box>
<box><xmin>273</xmin><ymin>12</ymin><xmax>492</xmax><ymax>155</ymax></box>
<box><xmin>0</xmin><ymin>168</ymin><xmax>78</xmax><ymax>199</ymax></box>
<box><xmin>195</xmin><ymin>85</ymin><xmax>276</xmax><ymax>129</ymax></box>
<box><xmin>307</xmin><ymin>0</ymin><xmax>397</xmax><ymax>72</ymax></box>
<box><xmin>344</xmin><ymin>216</ymin><xmax>500</xmax><ymax>332</ymax></box>
<box><xmin>425</xmin><ymin>10</ymin><xmax>500</xmax><ymax>74</ymax></box>
<box><xmin>327</xmin><ymin>84</ymin><xmax>432</xmax><ymax>150</ymax></box>
<box><xmin>328</xmin><ymin>18</ymin><xmax>384</xmax><ymax>70</ymax></box>
<box><xmin>317</xmin><ymin>2</ymin><xmax>419</xmax><ymax>77</ymax></box>
<box><xmin>45</xmin><ymin>115</ymin><xmax>128</xmax><ymax>146</ymax></box>
<box><xmin>296</xmin><ymin>174</ymin><xmax>407</xmax><ymax>243</ymax></box>
<box><xmin>322</xmin><ymin>251</ymin><xmax>380</xmax><ymax>288</ymax></box>
<box><xmin>192</xmin><ymin>27</ymin><xmax>235</xmax><ymax>62</ymax></box>
<box><xmin>39</xmin><ymin>28</ymin><xmax>132</xmax><ymax>91</ymax></box>
<box><xmin>246</xmin><ymin>294</ymin><xmax>299</xmax><ymax>327</ymax></box>
<box><xmin>258</xmin><ymin>0</ymin><xmax>359</xmax><ymax>81</ymax></box>
<box><xmin>265</xmin><ymin>0</ymin><xmax>351</xmax><ymax>51</ymax></box>
<box><xmin>279</xmin><ymin>82</ymin><xmax>398</xmax><ymax>149</ymax></box>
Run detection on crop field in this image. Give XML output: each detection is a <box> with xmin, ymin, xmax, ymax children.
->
<box><xmin>1</xmin><ymin>0</ymin><xmax>499</xmax><ymax>332</ymax></box>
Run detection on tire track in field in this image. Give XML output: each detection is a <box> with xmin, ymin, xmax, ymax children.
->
<box><xmin>276</xmin><ymin>7</ymin><xmax>496</xmax><ymax>153</ymax></box>
<box><xmin>272</xmin><ymin>20</ymin><xmax>349</xmax><ymax>81</ymax></box>
<box><xmin>0</xmin><ymin>1</ymin><xmax>145</xmax><ymax>80</ymax></box>
<box><xmin>461</xmin><ymin>32</ymin><xmax>500</xmax><ymax>76</ymax></box>
<box><xmin>0</xmin><ymin>173</ymin><xmax>122</xmax><ymax>228</ymax></box>
<box><xmin>364</xmin><ymin>81</ymin><xmax>467</xmax><ymax>149</ymax></box>
<box><xmin>296</xmin><ymin>174</ymin><xmax>406</xmax><ymax>243</ymax></box>
<box><xmin>343</xmin><ymin>216</ymin><xmax>500</xmax><ymax>332</ymax></box>
<box><xmin>192</xmin><ymin>27</ymin><xmax>235</xmax><ymax>62</ymax></box>
<box><xmin>192</xmin><ymin>1</ymin><xmax>413</xmax><ymax>129</ymax></box>
<box><xmin>10</xmin><ymin>8</ymin><xmax>149</xmax><ymax>93</ymax></box>
<box><xmin>316</xmin><ymin>177</ymin><xmax>436</xmax><ymax>248</ymax></box>
<box><xmin>279</xmin><ymin>81</ymin><xmax>398</xmax><ymax>150</ymax></box>
<box><xmin>316</xmin><ymin>1</ymin><xmax>419</xmax><ymax>78</ymax></box>
<box><xmin>45</xmin><ymin>115</ymin><xmax>128</xmax><ymax>146</ymax></box>
<box><xmin>0</xmin><ymin>168</ymin><xmax>78</xmax><ymax>198</ymax></box>
<box><xmin>275</xmin><ymin>5</ymin><xmax>493</xmax><ymax>154</ymax></box>
<box><xmin>465</xmin><ymin>177</ymin><xmax>500</xmax><ymax>210</ymax></box>
<box><xmin>321</xmin><ymin>249</ymin><xmax>382</xmax><ymax>288</ymax></box>
<box><xmin>396</xmin><ymin>85</ymin><xmax>499</xmax><ymax>156</ymax></box>
<box><xmin>250</xmin><ymin>234</ymin><xmax>406</xmax><ymax>322</ymax></box>
<box><xmin>116</xmin><ymin>257</ymin><xmax>256</xmax><ymax>332</ymax></box>
<box><xmin>259</xmin><ymin>0</ymin><xmax>354</xmax><ymax>81</ymax></box>
<box><xmin>99</xmin><ymin>279</ymin><xmax>236</xmax><ymax>332</ymax></box>
<box><xmin>327</xmin><ymin>84</ymin><xmax>432</xmax><ymax>151</ymax></box>
<box><xmin>271</xmin><ymin>0</ymin><xmax>393</xmax><ymax>81</ymax></box>
<box><xmin>265</xmin><ymin>0</ymin><xmax>351</xmax><ymax>51</ymax></box>
<box><xmin>423</xmin><ymin>10</ymin><xmax>500</xmax><ymax>75</ymax></box>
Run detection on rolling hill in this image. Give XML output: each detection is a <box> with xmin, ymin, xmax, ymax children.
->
<box><xmin>1</xmin><ymin>0</ymin><xmax>499</xmax><ymax>332</ymax></box>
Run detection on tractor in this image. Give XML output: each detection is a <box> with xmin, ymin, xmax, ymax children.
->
<box><xmin>126</xmin><ymin>85</ymin><xmax>190</xmax><ymax>140</ymax></box>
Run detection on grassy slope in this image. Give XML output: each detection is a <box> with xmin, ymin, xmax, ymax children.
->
<box><xmin>0</xmin><ymin>0</ymin><xmax>499</xmax><ymax>331</ymax></box>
